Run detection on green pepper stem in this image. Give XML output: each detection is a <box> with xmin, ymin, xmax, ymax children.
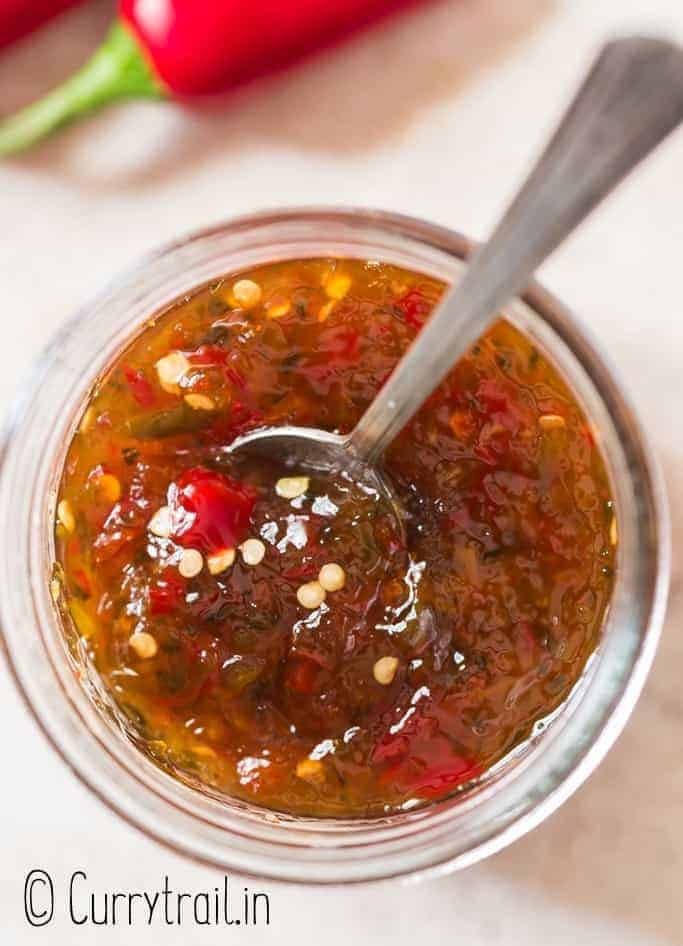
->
<box><xmin>0</xmin><ymin>20</ymin><xmax>165</xmax><ymax>157</ymax></box>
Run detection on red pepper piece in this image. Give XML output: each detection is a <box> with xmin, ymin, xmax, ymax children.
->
<box><xmin>373</xmin><ymin>710</ymin><xmax>480</xmax><ymax>799</ymax></box>
<box><xmin>71</xmin><ymin>567</ymin><xmax>92</xmax><ymax>598</ymax></box>
<box><xmin>0</xmin><ymin>0</ymin><xmax>84</xmax><ymax>50</ymax></box>
<box><xmin>149</xmin><ymin>569</ymin><xmax>186</xmax><ymax>615</ymax></box>
<box><xmin>123</xmin><ymin>366</ymin><xmax>157</xmax><ymax>407</ymax></box>
<box><xmin>476</xmin><ymin>378</ymin><xmax>509</xmax><ymax>413</ymax></box>
<box><xmin>284</xmin><ymin>657</ymin><xmax>321</xmax><ymax>695</ymax></box>
<box><xmin>187</xmin><ymin>345</ymin><xmax>227</xmax><ymax>367</ymax></box>
<box><xmin>92</xmin><ymin>497</ymin><xmax>146</xmax><ymax>563</ymax></box>
<box><xmin>281</xmin><ymin>562</ymin><xmax>319</xmax><ymax>582</ymax></box>
<box><xmin>225</xmin><ymin>367</ymin><xmax>247</xmax><ymax>390</ymax></box>
<box><xmin>204</xmin><ymin>401</ymin><xmax>264</xmax><ymax>443</ymax></box>
<box><xmin>0</xmin><ymin>1</ymin><xmax>422</xmax><ymax>155</ymax></box>
<box><xmin>168</xmin><ymin>467</ymin><xmax>255</xmax><ymax>554</ymax></box>
<box><xmin>396</xmin><ymin>288</ymin><xmax>432</xmax><ymax>331</ymax></box>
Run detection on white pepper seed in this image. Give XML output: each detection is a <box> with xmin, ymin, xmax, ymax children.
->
<box><xmin>318</xmin><ymin>563</ymin><xmax>346</xmax><ymax>592</ymax></box>
<box><xmin>129</xmin><ymin>631</ymin><xmax>158</xmax><ymax>659</ymax></box>
<box><xmin>240</xmin><ymin>538</ymin><xmax>266</xmax><ymax>566</ymax></box>
<box><xmin>148</xmin><ymin>505</ymin><xmax>172</xmax><ymax>538</ymax></box>
<box><xmin>233</xmin><ymin>279</ymin><xmax>262</xmax><ymax>308</ymax></box>
<box><xmin>275</xmin><ymin>476</ymin><xmax>310</xmax><ymax>499</ymax></box>
<box><xmin>297</xmin><ymin>581</ymin><xmax>326</xmax><ymax>610</ymax></box>
<box><xmin>373</xmin><ymin>656</ymin><xmax>399</xmax><ymax>685</ymax></box>
<box><xmin>178</xmin><ymin>548</ymin><xmax>203</xmax><ymax>578</ymax></box>
<box><xmin>57</xmin><ymin>499</ymin><xmax>76</xmax><ymax>533</ymax></box>
<box><xmin>155</xmin><ymin>351</ymin><xmax>190</xmax><ymax>393</ymax></box>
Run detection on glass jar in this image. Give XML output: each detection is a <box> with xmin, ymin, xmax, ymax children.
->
<box><xmin>0</xmin><ymin>208</ymin><xmax>669</xmax><ymax>884</ymax></box>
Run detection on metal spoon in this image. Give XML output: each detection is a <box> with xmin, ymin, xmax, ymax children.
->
<box><xmin>229</xmin><ymin>37</ymin><xmax>683</xmax><ymax>516</ymax></box>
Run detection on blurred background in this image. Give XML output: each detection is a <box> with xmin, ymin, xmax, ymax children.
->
<box><xmin>1</xmin><ymin>0</ymin><xmax>682</xmax><ymax>943</ymax></box>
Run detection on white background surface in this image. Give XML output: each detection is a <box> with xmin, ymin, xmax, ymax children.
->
<box><xmin>1</xmin><ymin>0</ymin><xmax>682</xmax><ymax>942</ymax></box>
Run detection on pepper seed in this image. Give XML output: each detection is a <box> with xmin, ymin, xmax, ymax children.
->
<box><xmin>240</xmin><ymin>538</ymin><xmax>266</xmax><ymax>566</ymax></box>
<box><xmin>178</xmin><ymin>548</ymin><xmax>204</xmax><ymax>578</ymax></box>
<box><xmin>184</xmin><ymin>393</ymin><xmax>215</xmax><ymax>411</ymax></box>
<box><xmin>318</xmin><ymin>563</ymin><xmax>346</xmax><ymax>592</ymax></box>
<box><xmin>208</xmin><ymin>547</ymin><xmax>236</xmax><ymax>575</ymax></box>
<box><xmin>129</xmin><ymin>631</ymin><xmax>158</xmax><ymax>659</ymax></box>
<box><xmin>155</xmin><ymin>351</ymin><xmax>190</xmax><ymax>394</ymax></box>
<box><xmin>233</xmin><ymin>279</ymin><xmax>262</xmax><ymax>308</ymax></box>
<box><xmin>148</xmin><ymin>505</ymin><xmax>172</xmax><ymax>538</ymax></box>
<box><xmin>373</xmin><ymin>656</ymin><xmax>399</xmax><ymax>685</ymax></box>
<box><xmin>276</xmin><ymin>476</ymin><xmax>309</xmax><ymax>499</ymax></box>
<box><xmin>297</xmin><ymin>581</ymin><xmax>326</xmax><ymax>610</ymax></box>
<box><xmin>57</xmin><ymin>499</ymin><xmax>76</xmax><ymax>533</ymax></box>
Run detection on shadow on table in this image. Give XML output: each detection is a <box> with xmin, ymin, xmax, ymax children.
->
<box><xmin>0</xmin><ymin>0</ymin><xmax>555</xmax><ymax>190</ymax></box>
<box><xmin>481</xmin><ymin>447</ymin><xmax>683</xmax><ymax>944</ymax></box>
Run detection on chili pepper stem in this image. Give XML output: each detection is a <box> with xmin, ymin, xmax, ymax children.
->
<box><xmin>0</xmin><ymin>20</ymin><xmax>164</xmax><ymax>156</ymax></box>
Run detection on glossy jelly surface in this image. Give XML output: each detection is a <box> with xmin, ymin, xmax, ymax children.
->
<box><xmin>54</xmin><ymin>258</ymin><xmax>616</xmax><ymax>816</ymax></box>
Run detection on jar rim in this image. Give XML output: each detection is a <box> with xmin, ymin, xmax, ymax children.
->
<box><xmin>0</xmin><ymin>207</ymin><xmax>670</xmax><ymax>884</ymax></box>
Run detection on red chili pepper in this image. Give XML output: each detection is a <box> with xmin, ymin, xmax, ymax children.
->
<box><xmin>373</xmin><ymin>708</ymin><xmax>480</xmax><ymax>799</ymax></box>
<box><xmin>187</xmin><ymin>345</ymin><xmax>227</xmax><ymax>368</ymax></box>
<box><xmin>123</xmin><ymin>365</ymin><xmax>157</xmax><ymax>407</ymax></box>
<box><xmin>0</xmin><ymin>0</ymin><xmax>422</xmax><ymax>155</ymax></box>
<box><xmin>149</xmin><ymin>569</ymin><xmax>186</xmax><ymax>615</ymax></box>
<box><xmin>71</xmin><ymin>567</ymin><xmax>92</xmax><ymax>598</ymax></box>
<box><xmin>168</xmin><ymin>466</ymin><xmax>256</xmax><ymax>554</ymax></box>
<box><xmin>396</xmin><ymin>288</ymin><xmax>432</xmax><ymax>331</ymax></box>
<box><xmin>0</xmin><ymin>0</ymin><xmax>84</xmax><ymax>51</ymax></box>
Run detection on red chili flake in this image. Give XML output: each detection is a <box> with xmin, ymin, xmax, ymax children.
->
<box><xmin>201</xmin><ymin>401</ymin><xmax>264</xmax><ymax>444</ymax></box>
<box><xmin>72</xmin><ymin>568</ymin><xmax>92</xmax><ymax>597</ymax></box>
<box><xmin>149</xmin><ymin>570</ymin><xmax>186</xmax><ymax>616</ymax></box>
<box><xmin>188</xmin><ymin>345</ymin><xmax>227</xmax><ymax>367</ymax></box>
<box><xmin>92</xmin><ymin>498</ymin><xmax>145</xmax><ymax>563</ymax></box>
<box><xmin>168</xmin><ymin>467</ymin><xmax>256</xmax><ymax>554</ymax></box>
<box><xmin>281</xmin><ymin>562</ymin><xmax>319</xmax><ymax>582</ymax></box>
<box><xmin>396</xmin><ymin>288</ymin><xmax>431</xmax><ymax>331</ymax></box>
<box><xmin>284</xmin><ymin>657</ymin><xmax>321</xmax><ymax>695</ymax></box>
<box><xmin>300</xmin><ymin>327</ymin><xmax>360</xmax><ymax>391</ymax></box>
<box><xmin>373</xmin><ymin>709</ymin><xmax>480</xmax><ymax>799</ymax></box>
<box><xmin>225</xmin><ymin>366</ymin><xmax>247</xmax><ymax>390</ymax></box>
<box><xmin>473</xmin><ymin>442</ymin><xmax>499</xmax><ymax>466</ymax></box>
<box><xmin>123</xmin><ymin>366</ymin><xmax>157</xmax><ymax>407</ymax></box>
<box><xmin>476</xmin><ymin>378</ymin><xmax>509</xmax><ymax>414</ymax></box>
<box><xmin>329</xmin><ymin>327</ymin><xmax>360</xmax><ymax>366</ymax></box>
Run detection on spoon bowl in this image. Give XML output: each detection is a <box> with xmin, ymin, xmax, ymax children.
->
<box><xmin>226</xmin><ymin>423</ymin><xmax>408</xmax><ymax>541</ymax></box>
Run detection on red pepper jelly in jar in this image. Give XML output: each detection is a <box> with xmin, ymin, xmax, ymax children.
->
<box><xmin>53</xmin><ymin>258</ymin><xmax>616</xmax><ymax>817</ymax></box>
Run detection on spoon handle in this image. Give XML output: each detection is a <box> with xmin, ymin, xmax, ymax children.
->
<box><xmin>349</xmin><ymin>36</ymin><xmax>683</xmax><ymax>463</ymax></box>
